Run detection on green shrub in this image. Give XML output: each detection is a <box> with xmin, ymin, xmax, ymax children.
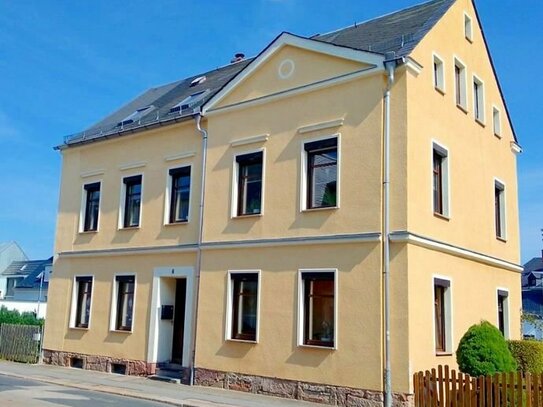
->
<box><xmin>508</xmin><ymin>340</ymin><xmax>543</xmax><ymax>373</ymax></box>
<box><xmin>456</xmin><ymin>321</ymin><xmax>517</xmax><ymax>376</ymax></box>
<box><xmin>0</xmin><ymin>306</ymin><xmax>43</xmax><ymax>326</ymax></box>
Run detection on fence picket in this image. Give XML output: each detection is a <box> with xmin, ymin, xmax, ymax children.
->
<box><xmin>445</xmin><ymin>365</ymin><xmax>451</xmax><ymax>407</ymax></box>
<box><xmin>517</xmin><ymin>371</ymin><xmax>523</xmax><ymax>407</ymax></box>
<box><xmin>527</xmin><ymin>373</ymin><xmax>533</xmax><ymax>407</ymax></box>
<box><xmin>451</xmin><ymin>370</ymin><xmax>457</xmax><ymax>407</ymax></box>
<box><xmin>0</xmin><ymin>323</ymin><xmax>41</xmax><ymax>363</ymax></box>
<box><xmin>458</xmin><ymin>372</ymin><xmax>464</xmax><ymax>407</ymax></box>
<box><xmin>438</xmin><ymin>365</ymin><xmax>444</xmax><ymax>407</ymax></box>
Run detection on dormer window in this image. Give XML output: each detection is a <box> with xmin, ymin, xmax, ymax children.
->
<box><xmin>170</xmin><ymin>90</ymin><xmax>210</xmax><ymax>113</ymax></box>
<box><xmin>117</xmin><ymin>106</ymin><xmax>154</xmax><ymax>127</ymax></box>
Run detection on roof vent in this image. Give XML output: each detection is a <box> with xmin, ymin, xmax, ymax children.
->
<box><xmin>230</xmin><ymin>53</ymin><xmax>245</xmax><ymax>63</ymax></box>
<box><xmin>190</xmin><ymin>76</ymin><xmax>206</xmax><ymax>87</ymax></box>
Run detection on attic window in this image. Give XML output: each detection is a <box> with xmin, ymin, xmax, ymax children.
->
<box><xmin>170</xmin><ymin>89</ymin><xmax>210</xmax><ymax>113</ymax></box>
<box><xmin>118</xmin><ymin>106</ymin><xmax>154</xmax><ymax>127</ymax></box>
<box><xmin>190</xmin><ymin>76</ymin><xmax>206</xmax><ymax>87</ymax></box>
<box><xmin>464</xmin><ymin>13</ymin><xmax>473</xmax><ymax>42</ymax></box>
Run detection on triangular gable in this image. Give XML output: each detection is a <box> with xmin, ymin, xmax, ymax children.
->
<box><xmin>203</xmin><ymin>32</ymin><xmax>384</xmax><ymax>114</ymax></box>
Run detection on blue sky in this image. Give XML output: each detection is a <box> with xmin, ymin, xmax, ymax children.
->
<box><xmin>0</xmin><ymin>1</ymin><xmax>541</xmax><ymax>262</ymax></box>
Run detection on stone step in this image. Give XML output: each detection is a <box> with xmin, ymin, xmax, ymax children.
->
<box><xmin>148</xmin><ymin>374</ymin><xmax>181</xmax><ymax>384</ymax></box>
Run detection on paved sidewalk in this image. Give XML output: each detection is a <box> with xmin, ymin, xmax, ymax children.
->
<box><xmin>0</xmin><ymin>361</ymin><xmax>322</xmax><ymax>407</ymax></box>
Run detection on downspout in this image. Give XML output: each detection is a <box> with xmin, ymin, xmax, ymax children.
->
<box><xmin>190</xmin><ymin>112</ymin><xmax>208</xmax><ymax>385</ymax></box>
<box><xmin>383</xmin><ymin>54</ymin><xmax>397</xmax><ymax>407</ymax></box>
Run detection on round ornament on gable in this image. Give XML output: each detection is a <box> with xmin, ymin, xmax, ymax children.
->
<box><xmin>278</xmin><ymin>59</ymin><xmax>295</xmax><ymax>79</ymax></box>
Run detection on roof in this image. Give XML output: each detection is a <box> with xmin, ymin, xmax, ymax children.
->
<box><xmin>3</xmin><ymin>257</ymin><xmax>52</xmax><ymax>289</ymax></box>
<box><xmin>525</xmin><ymin>256</ymin><xmax>543</xmax><ymax>274</ymax></box>
<box><xmin>312</xmin><ymin>0</ymin><xmax>455</xmax><ymax>57</ymax></box>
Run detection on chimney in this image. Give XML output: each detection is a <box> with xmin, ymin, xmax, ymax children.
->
<box><xmin>230</xmin><ymin>53</ymin><xmax>245</xmax><ymax>63</ymax></box>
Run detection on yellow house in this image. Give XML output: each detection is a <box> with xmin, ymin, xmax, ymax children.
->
<box><xmin>43</xmin><ymin>0</ymin><xmax>522</xmax><ymax>405</ymax></box>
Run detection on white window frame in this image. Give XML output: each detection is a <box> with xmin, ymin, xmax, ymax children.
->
<box><xmin>225</xmin><ymin>270</ymin><xmax>261</xmax><ymax>343</ymax></box>
<box><xmin>453</xmin><ymin>56</ymin><xmax>468</xmax><ymax>111</ymax></box>
<box><xmin>110</xmin><ymin>273</ymin><xmax>137</xmax><ymax>333</ymax></box>
<box><xmin>231</xmin><ymin>148</ymin><xmax>266</xmax><ymax>219</ymax></box>
<box><xmin>492</xmin><ymin>105</ymin><xmax>502</xmax><ymax>138</ymax></box>
<box><xmin>432</xmin><ymin>53</ymin><xmax>445</xmax><ymax>93</ymax></box>
<box><xmin>163</xmin><ymin>164</ymin><xmax>192</xmax><ymax>225</ymax></box>
<box><xmin>69</xmin><ymin>275</ymin><xmax>95</xmax><ymax>329</ymax></box>
<box><xmin>79</xmin><ymin>180</ymin><xmax>102</xmax><ymax>233</ymax></box>
<box><xmin>118</xmin><ymin>173</ymin><xmax>144</xmax><ymax>229</ymax></box>
<box><xmin>496</xmin><ymin>288</ymin><xmax>510</xmax><ymax>339</ymax></box>
<box><xmin>431</xmin><ymin>140</ymin><xmax>451</xmax><ymax>218</ymax></box>
<box><xmin>300</xmin><ymin>134</ymin><xmax>341</xmax><ymax>212</ymax></box>
<box><xmin>297</xmin><ymin>268</ymin><xmax>338</xmax><ymax>350</ymax></box>
<box><xmin>472</xmin><ymin>74</ymin><xmax>485</xmax><ymax>124</ymax></box>
<box><xmin>494</xmin><ymin>178</ymin><xmax>507</xmax><ymax>240</ymax></box>
<box><xmin>464</xmin><ymin>12</ymin><xmax>473</xmax><ymax>42</ymax></box>
<box><xmin>433</xmin><ymin>276</ymin><xmax>453</xmax><ymax>354</ymax></box>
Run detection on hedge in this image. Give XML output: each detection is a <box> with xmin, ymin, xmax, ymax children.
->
<box><xmin>0</xmin><ymin>306</ymin><xmax>43</xmax><ymax>326</ymax></box>
<box><xmin>508</xmin><ymin>340</ymin><xmax>543</xmax><ymax>373</ymax></box>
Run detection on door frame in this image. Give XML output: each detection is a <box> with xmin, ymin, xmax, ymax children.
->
<box><xmin>147</xmin><ymin>267</ymin><xmax>194</xmax><ymax>368</ymax></box>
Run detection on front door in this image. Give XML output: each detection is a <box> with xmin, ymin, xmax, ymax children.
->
<box><xmin>171</xmin><ymin>279</ymin><xmax>186</xmax><ymax>364</ymax></box>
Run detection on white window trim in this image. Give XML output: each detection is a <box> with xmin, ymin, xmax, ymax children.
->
<box><xmin>464</xmin><ymin>12</ymin><xmax>473</xmax><ymax>42</ymax></box>
<box><xmin>453</xmin><ymin>56</ymin><xmax>468</xmax><ymax>111</ymax></box>
<box><xmin>492</xmin><ymin>105</ymin><xmax>502</xmax><ymax>138</ymax></box>
<box><xmin>69</xmin><ymin>275</ymin><xmax>95</xmax><ymax>330</ymax></box>
<box><xmin>494</xmin><ymin>178</ymin><xmax>507</xmax><ymax>240</ymax></box>
<box><xmin>432</xmin><ymin>52</ymin><xmax>445</xmax><ymax>93</ymax></box>
<box><xmin>118</xmin><ymin>173</ymin><xmax>144</xmax><ymax>230</ymax></box>
<box><xmin>431</xmin><ymin>140</ymin><xmax>451</xmax><ymax>218</ymax></box>
<box><xmin>225</xmin><ymin>270</ymin><xmax>261</xmax><ymax>343</ymax></box>
<box><xmin>163</xmin><ymin>164</ymin><xmax>193</xmax><ymax>225</ymax></box>
<box><xmin>109</xmin><ymin>273</ymin><xmax>137</xmax><ymax>333</ymax></box>
<box><xmin>297</xmin><ymin>268</ymin><xmax>338</xmax><ymax>350</ymax></box>
<box><xmin>433</xmin><ymin>275</ymin><xmax>453</xmax><ymax>354</ymax></box>
<box><xmin>79</xmin><ymin>180</ymin><xmax>102</xmax><ymax>233</ymax></box>
<box><xmin>472</xmin><ymin>74</ymin><xmax>485</xmax><ymax>125</ymax></box>
<box><xmin>496</xmin><ymin>287</ymin><xmax>510</xmax><ymax>339</ymax></box>
<box><xmin>299</xmin><ymin>133</ymin><xmax>341</xmax><ymax>212</ymax></box>
<box><xmin>231</xmin><ymin>148</ymin><xmax>266</xmax><ymax>219</ymax></box>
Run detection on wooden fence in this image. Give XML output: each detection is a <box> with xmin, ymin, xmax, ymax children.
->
<box><xmin>0</xmin><ymin>323</ymin><xmax>41</xmax><ymax>363</ymax></box>
<box><xmin>414</xmin><ymin>365</ymin><xmax>543</xmax><ymax>407</ymax></box>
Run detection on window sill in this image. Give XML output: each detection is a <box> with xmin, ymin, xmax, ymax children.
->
<box><xmin>233</xmin><ymin>213</ymin><xmax>262</xmax><ymax>219</ymax></box>
<box><xmin>456</xmin><ymin>104</ymin><xmax>468</xmax><ymax>114</ymax></box>
<box><xmin>164</xmin><ymin>221</ymin><xmax>189</xmax><ymax>226</ymax></box>
<box><xmin>302</xmin><ymin>206</ymin><xmax>338</xmax><ymax>213</ymax></box>
<box><xmin>494</xmin><ymin>132</ymin><xmax>502</xmax><ymax>139</ymax></box>
<box><xmin>110</xmin><ymin>329</ymin><xmax>133</xmax><ymax>334</ymax></box>
<box><xmin>299</xmin><ymin>343</ymin><xmax>336</xmax><ymax>350</ymax></box>
<box><xmin>434</xmin><ymin>86</ymin><xmax>445</xmax><ymax>96</ymax></box>
<box><xmin>475</xmin><ymin>118</ymin><xmax>486</xmax><ymax>128</ymax></box>
<box><xmin>496</xmin><ymin>236</ymin><xmax>507</xmax><ymax>243</ymax></box>
<box><xmin>436</xmin><ymin>351</ymin><xmax>453</xmax><ymax>357</ymax></box>
<box><xmin>69</xmin><ymin>326</ymin><xmax>89</xmax><ymax>331</ymax></box>
<box><xmin>226</xmin><ymin>338</ymin><xmax>258</xmax><ymax>344</ymax></box>
<box><xmin>79</xmin><ymin>230</ymin><xmax>98</xmax><ymax>235</ymax></box>
<box><xmin>433</xmin><ymin>212</ymin><xmax>450</xmax><ymax>221</ymax></box>
<box><xmin>118</xmin><ymin>226</ymin><xmax>140</xmax><ymax>231</ymax></box>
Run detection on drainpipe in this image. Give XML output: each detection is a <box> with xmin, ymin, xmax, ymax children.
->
<box><xmin>383</xmin><ymin>53</ymin><xmax>397</xmax><ymax>407</ymax></box>
<box><xmin>189</xmin><ymin>112</ymin><xmax>208</xmax><ymax>385</ymax></box>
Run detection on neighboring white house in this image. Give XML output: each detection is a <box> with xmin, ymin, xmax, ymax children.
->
<box><xmin>0</xmin><ymin>241</ymin><xmax>28</xmax><ymax>298</ymax></box>
<box><xmin>0</xmin><ymin>257</ymin><xmax>52</xmax><ymax>319</ymax></box>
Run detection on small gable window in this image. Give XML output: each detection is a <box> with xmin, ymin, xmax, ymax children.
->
<box><xmin>433</xmin><ymin>54</ymin><xmax>445</xmax><ymax>93</ymax></box>
<box><xmin>493</xmin><ymin>107</ymin><xmax>501</xmax><ymax>137</ymax></box>
<box><xmin>464</xmin><ymin>13</ymin><xmax>473</xmax><ymax>42</ymax></box>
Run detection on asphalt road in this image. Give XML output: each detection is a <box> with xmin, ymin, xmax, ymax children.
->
<box><xmin>0</xmin><ymin>375</ymin><xmax>172</xmax><ymax>407</ymax></box>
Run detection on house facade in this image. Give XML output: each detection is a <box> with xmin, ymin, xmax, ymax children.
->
<box><xmin>521</xmin><ymin>251</ymin><xmax>543</xmax><ymax>339</ymax></box>
<box><xmin>0</xmin><ymin>241</ymin><xmax>28</xmax><ymax>299</ymax></box>
<box><xmin>43</xmin><ymin>0</ymin><xmax>522</xmax><ymax>405</ymax></box>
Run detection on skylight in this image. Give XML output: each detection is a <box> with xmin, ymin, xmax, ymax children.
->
<box><xmin>190</xmin><ymin>76</ymin><xmax>206</xmax><ymax>87</ymax></box>
<box><xmin>170</xmin><ymin>89</ymin><xmax>210</xmax><ymax>113</ymax></box>
<box><xmin>118</xmin><ymin>105</ymin><xmax>155</xmax><ymax>126</ymax></box>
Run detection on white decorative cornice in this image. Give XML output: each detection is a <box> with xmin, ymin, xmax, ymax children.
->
<box><xmin>118</xmin><ymin>161</ymin><xmax>147</xmax><ymax>171</ymax></box>
<box><xmin>80</xmin><ymin>169</ymin><xmax>105</xmax><ymax>178</ymax></box>
<box><xmin>297</xmin><ymin>118</ymin><xmax>344</xmax><ymax>134</ymax></box>
<box><xmin>164</xmin><ymin>151</ymin><xmax>197</xmax><ymax>162</ymax></box>
<box><xmin>230</xmin><ymin>134</ymin><xmax>269</xmax><ymax>147</ymax></box>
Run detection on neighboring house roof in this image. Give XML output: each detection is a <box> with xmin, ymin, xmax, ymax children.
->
<box><xmin>525</xmin><ymin>256</ymin><xmax>543</xmax><ymax>274</ymax></box>
<box><xmin>0</xmin><ymin>241</ymin><xmax>25</xmax><ymax>255</ymax></box>
<box><xmin>312</xmin><ymin>0</ymin><xmax>455</xmax><ymax>57</ymax></box>
<box><xmin>3</xmin><ymin>257</ymin><xmax>52</xmax><ymax>289</ymax></box>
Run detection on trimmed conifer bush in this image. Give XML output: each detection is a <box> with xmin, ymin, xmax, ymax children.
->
<box><xmin>508</xmin><ymin>340</ymin><xmax>543</xmax><ymax>373</ymax></box>
<box><xmin>456</xmin><ymin>321</ymin><xmax>517</xmax><ymax>376</ymax></box>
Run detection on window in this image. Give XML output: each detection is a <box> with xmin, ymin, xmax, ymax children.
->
<box><xmin>74</xmin><ymin>277</ymin><xmax>93</xmax><ymax>328</ymax></box>
<box><xmin>432</xmin><ymin>143</ymin><xmax>449</xmax><ymax>217</ymax></box>
<box><xmin>494</xmin><ymin>181</ymin><xmax>506</xmax><ymax>239</ymax></box>
<box><xmin>304</xmin><ymin>138</ymin><xmax>338</xmax><ymax>209</ymax></box>
<box><xmin>497</xmin><ymin>290</ymin><xmax>510</xmax><ymax>338</ymax></box>
<box><xmin>493</xmin><ymin>107</ymin><xmax>501</xmax><ymax>137</ymax></box>
<box><xmin>433</xmin><ymin>54</ymin><xmax>445</xmax><ymax>92</ymax></box>
<box><xmin>300</xmin><ymin>271</ymin><xmax>336</xmax><ymax>348</ymax></box>
<box><xmin>454</xmin><ymin>59</ymin><xmax>467</xmax><ymax>109</ymax></box>
<box><xmin>170</xmin><ymin>90</ymin><xmax>210</xmax><ymax>113</ymax></box>
<box><xmin>228</xmin><ymin>273</ymin><xmax>259</xmax><ymax>341</ymax></box>
<box><xmin>122</xmin><ymin>175</ymin><xmax>142</xmax><ymax>228</ymax></box>
<box><xmin>5</xmin><ymin>277</ymin><xmax>23</xmax><ymax>297</ymax></box>
<box><xmin>115</xmin><ymin>276</ymin><xmax>135</xmax><ymax>331</ymax></box>
<box><xmin>464</xmin><ymin>13</ymin><xmax>473</xmax><ymax>42</ymax></box>
<box><xmin>83</xmin><ymin>182</ymin><xmax>100</xmax><ymax>232</ymax></box>
<box><xmin>169</xmin><ymin>167</ymin><xmax>191</xmax><ymax>223</ymax></box>
<box><xmin>473</xmin><ymin>76</ymin><xmax>485</xmax><ymax>123</ymax></box>
<box><xmin>118</xmin><ymin>106</ymin><xmax>154</xmax><ymax>127</ymax></box>
<box><xmin>235</xmin><ymin>152</ymin><xmax>263</xmax><ymax>216</ymax></box>
<box><xmin>434</xmin><ymin>278</ymin><xmax>451</xmax><ymax>353</ymax></box>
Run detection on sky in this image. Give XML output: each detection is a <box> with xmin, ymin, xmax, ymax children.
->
<box><xmin>0</xmin><ymin>0</ymin><xmax>541</xmax><ymax>263</ymax></box>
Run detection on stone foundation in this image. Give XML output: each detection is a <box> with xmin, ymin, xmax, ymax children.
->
<box><xmin>195</xmin><ymin>368</ymin><xmax>413</xmax><ymax>407</ymax></box>
<box><xmin>43</xmin><ymin>349</ymin><xmax>152</xmax><ymax>376</ymax></box>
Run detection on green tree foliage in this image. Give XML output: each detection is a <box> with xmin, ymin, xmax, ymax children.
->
<box><xmin>456</xmin><ymin>321</ymin><xmax>517</xmax><ymax>376</ymax></box>
<box><xmin>0</xmin><ymin>306</ymin><xmax>43</xmax><ymax>326</ymax></box>
<box><xmin>509</xmin><ymin>340</ymin><xmax>543</xmax><ymax>373</ymax></box>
